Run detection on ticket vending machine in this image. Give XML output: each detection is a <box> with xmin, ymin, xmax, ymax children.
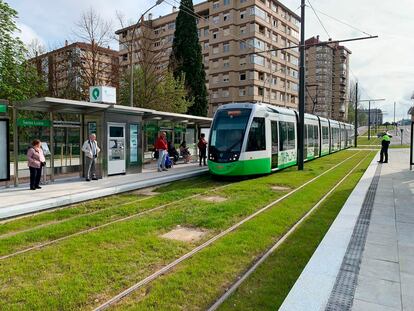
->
<box><xmin>107</xmin><ymin>123</ymin><xmax>126</xmax><ymax>175</ymax></box>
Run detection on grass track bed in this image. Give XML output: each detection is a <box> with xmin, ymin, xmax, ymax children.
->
<box><xmin>0</xmin><ymin>151</ymin><xmax>368</xmax><ymax>310</ymax></box>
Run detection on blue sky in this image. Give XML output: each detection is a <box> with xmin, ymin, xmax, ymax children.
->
<box><xmin>8</xmin><ymin>0</ymin><xmax>414</xmax><ymax>121</ymax></box>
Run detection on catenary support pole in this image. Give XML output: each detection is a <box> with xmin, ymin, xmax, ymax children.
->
<box><xmin>368</xmin><ymin>100</ymin><xmax>371</xmax><ymax>140</ymax></box>
<box><xmin>354</xmin><ymin>82</ymin><xmax>358</xmax><ymax>147</ymax></box>
<box><xmin>298</xmin><ymin>0</ymin><xmax>305</xmax><ymax>171</ymax></box>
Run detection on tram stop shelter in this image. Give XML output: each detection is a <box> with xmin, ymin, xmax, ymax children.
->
<box><xmin>8</xmin><ymin>97</ymin><xmax>211</xmax><ymax>186</ymax></box>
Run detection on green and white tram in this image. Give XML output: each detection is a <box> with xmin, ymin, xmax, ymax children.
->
<box><xmin>208</xmin><ymin>103</ymin><xmax>354</xmax><ymax>176</ymax></box>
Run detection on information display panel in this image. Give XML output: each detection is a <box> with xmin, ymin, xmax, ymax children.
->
<box><xmin>0</xmin><ymin>119</ymin><xmax>10</xmax><ymax>181</ymax></box>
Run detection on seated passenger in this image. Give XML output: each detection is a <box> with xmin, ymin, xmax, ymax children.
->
<box><xmin>179</xmin><ymin>141</ymin><xmax>191</xmax><ymax>163</ymax></box>
<box><xmin>168</xmin><ymin>141</ymin><xmax>179</xmax><ymax>164</ymax></box>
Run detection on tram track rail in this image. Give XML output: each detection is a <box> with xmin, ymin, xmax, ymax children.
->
<box><xmin>92</xmin><ymin>151</ymin><xmax>362</xmax><ymax>311</ymax></box>
<box><xmin>0</xmin><ymin>179</ymin><xmax>213</xmax><ymax>240</ymax></box>
<box><xmin>207</xmin><ymin>151</ymin><xmax>373</xmax><ymax>311</ymax></box>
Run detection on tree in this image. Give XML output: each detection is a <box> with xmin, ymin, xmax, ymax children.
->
<box><xmin>347</xmin><ymin>79</ymin><xmax>367</xmax><ymax>126</ymax></box>
<box><xmin>119</xmin><ymin>67</ymin><xmax>192</xmax><ymax>113</ymax></box>
<box><xmin>170</xmin><ymin>0</ymin><xmax>208</xmax><ymax>116</ymax></box>
<box><xmin>74</xmin><ymin>8</ymin><xmax>117</xmax><ymax>97</ymax></box>
<box><xmin>0</xmin><ymin>1</ymin><xmax>45</xmax><ymax>102</ymax></box>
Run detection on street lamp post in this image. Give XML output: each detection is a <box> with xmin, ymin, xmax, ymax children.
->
<box><xmin>129</xmin><ymin>0</ymin><xmax>165</xmax><ymax>107</ymax></box>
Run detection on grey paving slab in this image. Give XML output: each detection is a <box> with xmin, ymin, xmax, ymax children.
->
<box><xmin>400</xmin><ymin>256</ymin><xmax>414</xmax><ymax>275</ymax></box>
<box><xmin>397</xmin><ymin>222</ymin><xmax>414</xmax><ymax>247</ymax></box>
<box><xmin>363</xmin><ymin>241</ymin><xmax>398</xmax><ymax>262</ymax></box>
<box><xmin>359</xmin><ymin>258</ymin><xmax>400</xmax><ymax>282</ymax></box>
<box><xmin>354</xmin><ymin>275</ymin><xmax>401</xmax><ymax>309</ymax></box>
<box><xmin>366</xmin><ymin>229</ymin><xmax>398</xmax><ymax>246</ymax></box>
<box><xmin>401</xmin><ymin>273</ymin><xmax>414</xmax><ymax>311</ymax></box>
<box><xmin>352</xmin><ymin>299</ymin><xmax>400</xmax><ymax>311</ymax></box>
<box><xmin>369</xmin><ymin>214</ymin><xmax>397</xmax><ymax>226</ymax></box>
<box><xmin>371</xmin><ymin>205</ymin><xmax>396</xmax><ymax>218</ymax></box>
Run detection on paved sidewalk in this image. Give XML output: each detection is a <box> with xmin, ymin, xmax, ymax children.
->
<box><xmin>351</xmin><ymin>149</ymin><xmax>414</xmax><ymax>311</ymax></box>
<box><xmin>280</xmin><ymin>149</ymin><xmax>414</xmax><ymax>311</ymax></box>
<box><xmin>0</xmin><ymin>163</ymin><xmax>208</xmax><ymax>220</ymax></box>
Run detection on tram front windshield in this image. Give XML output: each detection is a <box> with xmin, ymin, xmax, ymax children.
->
<box><xmin>210</xmin><ymin>109</ymin><xmax>251</xmax><ymax>160</ymax></box>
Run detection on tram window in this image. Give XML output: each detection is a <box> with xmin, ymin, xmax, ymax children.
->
<box><xmin>247</xmin><ymin>118</ymin><xmax>266</xmax><ymax>151</ymax></box>
<box><xmin>279</xmin><ymin>121</ymin><xmax>287</xmax><ymax>151</ymax></box>
<box><xmin>322</xmin><ymin>126</ymin><xmax>329</xmax><ymax>143</ymax></box>
<box><xmin>305</xmin><ymin>125</ymin><xmax>308</xmax><ymax>147</ymax></box>
<box><xmin>314</xmin><ymin>125</ymin><xmax>319</xmax><ymax>146</ymax></box>
<box><xmin>271</xmin><ymin>121</ymin><xmax>278</xmax><ymax>154</ymax></box>
<box><xmin>307</xmin><ymin>125</ymin><xmax>313</xmax><ymax>148</ymax></box>
<box><xmin>287</xmin><ymin>122</ymin><xmax>295</xmax><ymax>150</ymax></box>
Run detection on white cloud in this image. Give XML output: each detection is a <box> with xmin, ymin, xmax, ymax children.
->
<box><xmin>16</xmin><ymin>22</ymin><xmax>45</xmax><ymax>46</ymax></box>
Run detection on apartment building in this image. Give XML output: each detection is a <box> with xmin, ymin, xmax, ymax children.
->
<box><xmin>305</xmin><ymin>36</ymin><xmax>351</xmax><ymax>122</ymax></box>
<box><xmin>31</xmin><ymin>42</ymin><xmax>119</xmax><ymax>101</ymax></box>
<box><xmin>116</xmin><ymin>0</ymin><xmax>300</xmax><ymax>116</ymax></box>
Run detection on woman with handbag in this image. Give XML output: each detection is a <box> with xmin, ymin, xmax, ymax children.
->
<box><xmin>27</xmin><ymin>139</ymin><xmax>46</xmax><ymax>190</ymax></box>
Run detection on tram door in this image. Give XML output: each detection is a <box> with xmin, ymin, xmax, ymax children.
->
<box><xmin>271</xmin><ymin>121</ymin><xmax>278</xmax><ymax>168</ymax></box>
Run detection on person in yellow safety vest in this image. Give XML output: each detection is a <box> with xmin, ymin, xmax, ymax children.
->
<box><xmin>378</xmin><ymin>132</ymin><xmax>391</xmax><ymax>163</ymax></box>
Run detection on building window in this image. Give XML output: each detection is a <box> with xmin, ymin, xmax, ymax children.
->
<box><xmin>224</xmin><ymin>0</ymin><xmax>230</xmax><ymax>5</ymax></box>
<box><xmin>204</xmin><ymin>42</ymin><xmax>209</xmax><ymax>50</ymax></box>
<box><xmin>222</xmin><ymin>89</ymin><xmax>230</xmax><ymax>97</ymax></box>
<box><xmin>212</xmin><ymin>76</ymin><xmax>219</xmax><ymax>84</ymax></box>
<box><xmin>223</xmin><ymin>42</ymin><xmax>230</xmax><ymax>53</ymax></box>
<box><xmin>212</xmin><ymin>91</ymin><xmax>219</xmax><ymax>99</ymax></box>
<box><xmin>239</xmin><ymin>88</ymin><xmax>246</xmax><ymax>96</ymax></box>
<box><xmin>213</xmin><ymin>31</ymin><xmax>218</xmax><ymax>39</ymax></box>
<box><xmin>121</xmin><ymin>54</ymin><xmax>128</xmax><ymax>61</ymax></box>
<box><xmin>213</xmin><ymin>46</ymin><xmax>219</xmax><ymax>54</ymax></box>
<box><xmin>223</xmin><ymin>28</ymin><xmax>230</xmax><ymax>36</ymax></box>
<box><xmin>240</xmin><ymin>11</ymin><xmax>246</xmax><ymax>19</ymax></box>
<box><xmin>212</xmin><ymin>60</ymin><xmax>219</xmax><ymax>68</ymax></box>
<box><xmin>250</xmin><ymin>55</ymin><xmax>265</xmax><ymax>66</ymax></box>
<box><xmin>240</xmin><ymin>72</ymin><xmax>246</xmax><ymax>81</ymax></box>
<box><xmin>223</xmin><ymin>59</ymin><xmax>230</xmax><ymax>68</ymax></box>
<box><xmin>240</xmin><ymin>41</ymin><xmax>247</xmax><ymax>49</ymax></box>
<box><xmin>213</xmin><ymin>16</ymin><xmax>219</xmax><ymax>24</ymax></box>
<box><xmin>213</xmin><ymin>1</ymin><xmax>220</xmax><ymax>9</ymax></box>
<box><xmin>240</xmin><ymin>26</ymin><xmax>247</xmax><ymax>35</ymax></box>
<box><xmin>204</xmin><ymin>28</ymin><xmax>209</xmax><ymax>36</ymax></box>
<box><xmin>240</xmin><ymin>57</ymin><xmax>247</xmax><ymax>66</ymax></box>
<box><xmin>223</xmin><ymin>74</ymin><xmax>229</xmax><ymax>82</ymax></box>
<box><xmin>167</xmin><ymin>22</ymin><xmax>175</xmax><ymax>30</ymax></box>
<box><xmin>223</xmin><ymin>13</ymin><xmax>230</xmax><ymax>22</ymax></box>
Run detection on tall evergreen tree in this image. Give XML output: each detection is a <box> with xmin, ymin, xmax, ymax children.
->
<box><xmin>170</xmin><ymin>0</ymin><xmax>208</xmax><ymax>116</ymax></box>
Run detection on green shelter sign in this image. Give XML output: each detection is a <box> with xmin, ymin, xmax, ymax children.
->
<box><xmin>17</xmin><ymin>119</ymin><xmax>51</xmax><ymax>127</ymax></box>
<box><xmin>0</xmin><ymin>104</ymin><xmax>7</xmax><ymax>113</ymax></box>
<box><xmin>144</xmin><ymin>124</ymin><xmax>159</xmax><ymax>132</ymax></box>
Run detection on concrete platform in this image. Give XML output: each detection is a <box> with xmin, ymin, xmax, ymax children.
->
<box><xmin>280</xmin><ymin>149</ymin><xmax>414</xmax><ymax>311</ymax></box>
<box><xmin>0</xmin><ymin>163</ymin><xmax>208</xmax><ymax>220</ymax></box>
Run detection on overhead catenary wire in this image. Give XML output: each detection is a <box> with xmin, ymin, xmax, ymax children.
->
<box><xmin>306</xmin><ymin>0</ymin><xmax>331</xmax><ymax>39</ymax></box>
<box><xmin>310</xmin><ymin>6</ymin><xmax>373</xmax><ymax>37</ymax></box>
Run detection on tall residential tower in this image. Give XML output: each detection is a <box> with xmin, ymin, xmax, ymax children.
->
<box><xmin>305</xmin><ymin>36</ymin><xmax>351</xmax><ymax>121</ymax></box>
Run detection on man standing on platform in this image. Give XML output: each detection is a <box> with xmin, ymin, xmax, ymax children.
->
<box><xmin>155</xmin><ymin>131</ymin><xmax>168</xmax><ymax>172</ymax></box>
<box><xmin>82</xmin><ymin>133</ymin><xmax>100</xmax><ymax>181</ymax></box>
<box><xmin>378</xmin><ymin>132</ymin><xmax>391</xmax><ymax>163</ymax></box>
